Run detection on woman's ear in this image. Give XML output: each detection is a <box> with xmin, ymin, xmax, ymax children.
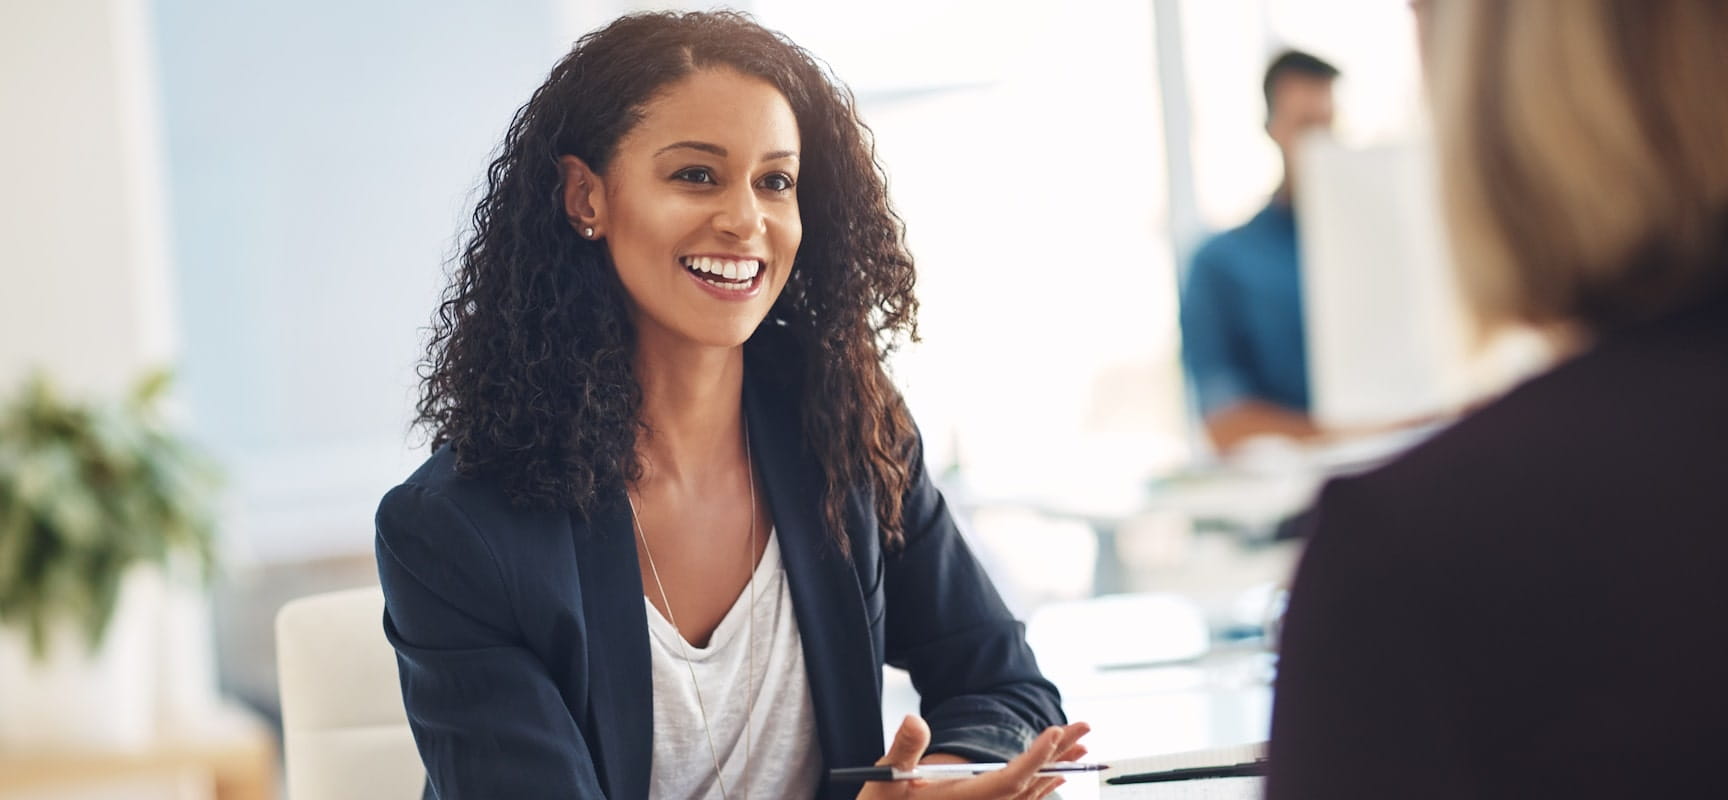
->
<box><xmin>559</xmin><ymin>155</ymin><xmax>607</xmax><ymax>239</ymax></box>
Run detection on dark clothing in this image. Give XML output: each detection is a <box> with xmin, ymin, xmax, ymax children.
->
<box><xmin>375</xmin><ymin>353</ymin><xmax>1063</xmax><ymax>799</ymax></box>
<box><xmin>1267</xmin><ymin>290</ymin><xmax>1728</xmax><ymax>798</ymax></box>
<box><xmin>1180</xmin><ymin>200</ymin><xmax>1311</xmax><ymax>415</ymax></box>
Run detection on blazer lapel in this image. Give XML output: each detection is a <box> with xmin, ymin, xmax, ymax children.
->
<box><xmin>570</xmin><ymin>495</ymin><xmax>652</xmax><ymax>799</ymax></box>
<box><xmin>745</xmin><ymin>375</ymin><xmax>885</xmax><ymax>793</ymax></box>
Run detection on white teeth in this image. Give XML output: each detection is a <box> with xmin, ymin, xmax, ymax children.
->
<box><xmin>683</xmin><ymin>256</ymin><xmax>761</xmax><ymax>283</ymax></box>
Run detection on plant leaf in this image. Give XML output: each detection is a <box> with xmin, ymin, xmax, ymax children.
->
<box><xmin>0</xmin><ymin>369</ymin><xmax>223</xmax><ymax>661</ymax></box>
<box><xmin>128</xmin><ymin>368</ymin><xmax>174</xmax><ymax>413</ymax></box>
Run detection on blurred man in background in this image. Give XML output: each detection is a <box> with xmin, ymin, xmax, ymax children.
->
<box><xmin>1180</xmin><ymin>50</ymin><xmax>1339</xmax><ymax>455</ymax></box>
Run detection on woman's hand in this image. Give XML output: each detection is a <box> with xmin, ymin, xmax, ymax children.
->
<box><xmin>856</xmin><ymin>715</ymin><xmax>1092</xmax><ymax>800</ymax></box>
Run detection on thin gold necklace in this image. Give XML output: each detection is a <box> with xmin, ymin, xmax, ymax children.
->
<box><xmin>627</xmin><ymin>422</ymin><xmax>757</xmax><ymax>800</ymax></box>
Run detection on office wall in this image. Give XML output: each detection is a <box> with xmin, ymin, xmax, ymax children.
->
<box><xmin>151</xmin><ymin>0</ymin><xmax>610</xmax><ymax>561</ymax></box>
<box><xmin>0</xmin><ymin>0</ymin><xmax>176</xmax><ymax>396</ymax></box>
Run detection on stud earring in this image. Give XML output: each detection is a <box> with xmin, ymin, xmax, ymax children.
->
<box><xmin>582</xmin><ymin>226</ymin><xmax>595</xmax><ymax>238</ymax></box>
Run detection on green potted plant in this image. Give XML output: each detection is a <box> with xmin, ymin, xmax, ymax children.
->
<box><xmin>0</xmin><ymin>369</ymin><xmax>220</xmax><ymax>750</ymax></box>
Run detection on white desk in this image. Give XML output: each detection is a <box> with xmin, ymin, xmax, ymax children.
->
<box><xmin>1099</xmin><ymin>775</ymin><xmax>1260</xmax><ymax>799</ymax></box>
<box><xmin>1046</xmin><ymin>743</ymin><xmax>1264</xmax><ymax>800</ymax></box>
<box><xmin>884</xmin><ymin>644</ymin><xmax>1273</xmax><ymax>800</ymax></box>
<box><xmin>1056</xmin><ymin>648</ymin><xmax>1272</xmax><ymax>762</ymax></box>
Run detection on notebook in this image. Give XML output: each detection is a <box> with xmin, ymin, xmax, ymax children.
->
<box><xmin>1098</xmin><ymin>742</ymin><xmax>1266</xmax><ymax>799</ymax></box>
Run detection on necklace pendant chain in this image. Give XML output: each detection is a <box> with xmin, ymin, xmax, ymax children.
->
<box><xmin>629</xmin><ymin>418</ymin><xmax>757</xmax><ymax>800</ymax></box>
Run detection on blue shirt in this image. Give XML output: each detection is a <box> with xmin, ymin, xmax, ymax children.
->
<box><xmin>1179</xmin><ymin>200</ymin><xmax>1310</xmax><ymax>416</ymax></box>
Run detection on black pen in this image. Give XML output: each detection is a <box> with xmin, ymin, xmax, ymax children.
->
<box><xmin>1104</xmin><ymin>758</ymin><xmax>1266</xmax><ymax>785</ymax></box>
<box><xmin>831</xmin><ymin>762</ymin><xmax>1107</xmax><ymax>782</ymax></box>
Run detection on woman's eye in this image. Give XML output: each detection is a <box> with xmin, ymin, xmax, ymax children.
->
<box><xmin>759</xmin><ymin>173</ymin><xmax>795</xmax><ymax>192</ymax></box>
<box><xmin>673</xmin><ymin>167</ymin><xmax>715</xmax><ymax>184</ymax></box>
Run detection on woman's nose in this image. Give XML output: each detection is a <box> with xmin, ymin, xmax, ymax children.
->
<box><xmin>712</xmin><ymin>183</ymin><xmax>767</xmax><ymax>239</ymax></box>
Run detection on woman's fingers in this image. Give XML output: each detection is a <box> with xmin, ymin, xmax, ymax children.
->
<box><xmin>1014</xmin><ymin>724</ymin><xmax>1091</xmax><ymax>800</ymax></box>
<box><xmin>870</xmin><ymin>721</ymin><xmax>1094</xmax><ymax>800</ymax></box>
<box><xmin>1013</xmin><ymin>723</ymin><xmax>1089</xmax><ymax>800</ymax></box>
<box><xmin>1051</xmin><ymin>721</ymin><xmax>1091</xmax><ymax>757</ymax></box>
<box><xmin>878</xmin><ymin>714</ymin><xmax>932</xmax><ymax>771</ymax></box>
<box><xmin>945</xmin><ymin>727</ymin><xmax>1064</xmax><ymax>799</ymax></box>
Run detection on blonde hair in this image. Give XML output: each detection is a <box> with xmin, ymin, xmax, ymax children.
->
<box><xmin>1429</xmin><ymin>0</ymin><xmax>1728</xmax><ymax>335</ymax></box>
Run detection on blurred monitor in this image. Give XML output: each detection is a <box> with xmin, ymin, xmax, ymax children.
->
<box><xmin>1295</xmin><ymin>135</ymin><xmax>1474</xmax><ymax>430</ymax></box>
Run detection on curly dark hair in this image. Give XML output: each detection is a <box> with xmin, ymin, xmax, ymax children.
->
<box><xmin>415</xmin><ymin>10</ymin><xmax>920</xmax><ymax>554</ymax></box>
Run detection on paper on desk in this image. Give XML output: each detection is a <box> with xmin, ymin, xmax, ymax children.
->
<box><xmin>1098</xmin><ymin>742</ymin><xmax>1265</xmax><ymax>800</ymax></box>
<box><xmin>1104</xmin><ymin>776</ymin><xmax>1260</xmax><ymax>799</ymax></box>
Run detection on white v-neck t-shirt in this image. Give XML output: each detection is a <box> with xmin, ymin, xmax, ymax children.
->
<box><xmin>644</xmin><ymin>528</ymin><xmax>822</xmax><ymax>799</ymax></box>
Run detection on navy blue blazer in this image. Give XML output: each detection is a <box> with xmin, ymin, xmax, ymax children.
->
<box><xmin>375</xmin><ymin>365</ymin><xmax>1064</xmax><ymax>799</ymax></box>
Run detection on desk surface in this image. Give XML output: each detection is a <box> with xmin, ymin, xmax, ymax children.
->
<box><xmin>0</xmin><ymin>702</ymin><xmax>277</xmax><ymax>800</ymax></box>
<box><xmin>1100</xmin><ymin>775</ymin><xmax>1261</xmax><ymax>799</ymax></box>
<box><xmin>1093</xmin><ymin>742</ymin><xmax>1265</xmax><ymax>800</ymax></box>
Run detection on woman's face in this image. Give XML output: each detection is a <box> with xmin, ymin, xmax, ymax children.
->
<box><xmin>579</xmin><ymin>68</ymin><xmax>803</xmax><ymax>352</ymax></box>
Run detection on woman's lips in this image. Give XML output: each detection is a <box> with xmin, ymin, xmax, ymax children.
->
<box><xmin>680</xmin><ymin>256</ymin><xmax>764</xmax><ymax>301</ymax></box>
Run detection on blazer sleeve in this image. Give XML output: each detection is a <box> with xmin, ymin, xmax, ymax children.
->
<box><xmin>375</xmin><ymin>482</ymin><xmax>607</xmax><ymax>799</ymax></box>
<box><xmin>881</xmin><ymin>441</ymin><xmax>1067</xmax><ymax>762</ymax></box>
<box><xmin>1265</xmin><ymin>477</ymin><xmax>1474</xmax><ymax>800</ymax></box>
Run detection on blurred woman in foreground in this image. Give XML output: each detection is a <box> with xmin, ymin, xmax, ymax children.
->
<box><xmin>1268</xmin><ymin>2</ymin><xmax>1728</xmax><ymax>797</ymax></box>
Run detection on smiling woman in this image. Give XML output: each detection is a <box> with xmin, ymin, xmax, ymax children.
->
<box><xmin>558</xmin><ymin>69</ymin><xmax>804</xmax><ymax>349</ymax></box>
<box><xmin>376</xmin><ymin>10</ymin><xmax>1084</xmax><ymax>800</ymax></box>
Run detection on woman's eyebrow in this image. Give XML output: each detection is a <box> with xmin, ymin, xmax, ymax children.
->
<box><xmin>653</xmin><ymin>140</ymin><xmax>799</xmax><ymax>162</ymax></box>
<box><xmin>655</xmin><ymin>140</ymin><xmax>727</xmax><ymax>157</ymax></box>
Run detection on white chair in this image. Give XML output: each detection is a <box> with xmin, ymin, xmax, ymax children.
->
<box><xmin>276</xmin><ymin>586</ymin><xmax>425</xmax><ymax>800</ymax></box>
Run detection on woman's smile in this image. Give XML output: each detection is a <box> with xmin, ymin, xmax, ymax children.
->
<box><xmin>563</xmin><ymin>67</ymin><xmax>803</xmax><ymax>350</ymax></box>
<box><xmin>679</xmin><ymin>254</ymin><xmax>766</xmax><ymax>300</ymax></box>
